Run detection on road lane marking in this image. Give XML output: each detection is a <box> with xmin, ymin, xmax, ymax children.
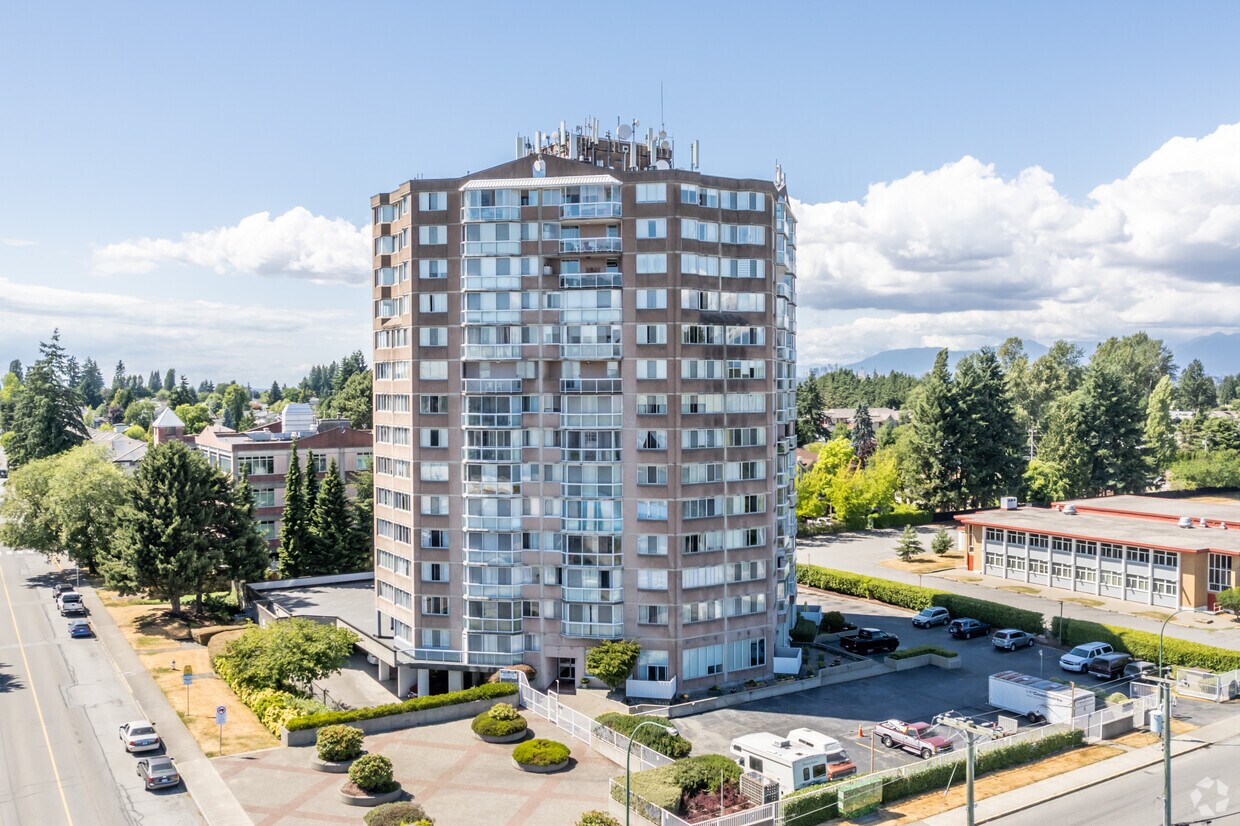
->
<box><xmin>0</xmin><ymin>561</ymin><xmax>75</xmax><ymax>826</ymax></box>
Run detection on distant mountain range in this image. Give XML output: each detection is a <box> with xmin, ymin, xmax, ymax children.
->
<box><xmin>806</xmin><ymin>333</ymin><xmax>1240</xmax><ymax>378</ymax></box>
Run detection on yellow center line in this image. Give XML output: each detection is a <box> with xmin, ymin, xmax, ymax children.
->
<box><xmin>0</xmin><ymin>559</ymin><xmax>75</xmax><ymax>826</ymax></box>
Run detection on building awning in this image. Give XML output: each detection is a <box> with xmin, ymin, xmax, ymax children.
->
<box><xmin>460</xmin><ymin>174</ymin><xmax>621</xmax><ymax>191</ymax></box>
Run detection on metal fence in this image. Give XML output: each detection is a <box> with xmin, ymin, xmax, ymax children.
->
<box><xmin>1176</xmin><ymin>668</ymin><xmax>1240</xmax><ymax>702</ymax></box>
<box><xmin>608</xmin><ymin>779</ymin><xmax>780</xmax><ymax>826</ymax></box>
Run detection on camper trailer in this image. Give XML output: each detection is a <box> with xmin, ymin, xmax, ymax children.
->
<box><xmin>988</xmin><ymin>670</ymin><xmax>1095</xmax><ymax>724</ymax></box>
<box><xmin>786</xmin><ymin>728</ymin><xmax>857</xmax><ymax>780</ymax></box>
<box><xmin>730</xmin><ymin>733</ymin><xmax>834</xmax><ymax>793</ymax></box>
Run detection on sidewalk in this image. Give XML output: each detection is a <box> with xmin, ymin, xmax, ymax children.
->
<box><xmin>920</xmin><ymin>705</ymin><xmax>1240</xmax><ymax>825</ymax></box>
<box><xmin>797</xmin><ymin>529</ymin><xmax>1240</xmax><ymax>649</ymax></box>
<box><xmin>84</xmin><ymin>586</ymin><xmax>253</xmax><ymax>826</ymax></box>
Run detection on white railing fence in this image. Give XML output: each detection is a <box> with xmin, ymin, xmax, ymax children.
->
<box><xmin>1176</xmin><ymin>667</ymin><xmax>1240</xmax><ymax>702</ymax></box>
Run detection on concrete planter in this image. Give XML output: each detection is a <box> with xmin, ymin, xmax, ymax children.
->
<box><xmin>884</xmin><ymin>653</ymin><xmax>961</xmax><ymax>671</ymax></box>
<box><xmin>311</xmin><ymin>754</ymin><xmax>362</xmax><ymax>773</ymax></box>
<box><xmin>283</xmin><ymin>696</ymin><xmax>508</xmax><ymax>747</ymax></box>
<box><xmin>930</xmin><ymin>654</ymin><xmax>962</xmax><ymax>670</ymax></box>
<box><xmin>337</xmin><ymin>783</ymin><xmax>403</xmax><ymax>807</ymax></box>
<box><xmin>511</xmin><ymin>758</ymin><xmax>569</xmax><ymax>774</ymax></box>
<box><xmin>474</xmin><ymin>728</ymin><xmax>528</xmax><ymax>744</ymax></box>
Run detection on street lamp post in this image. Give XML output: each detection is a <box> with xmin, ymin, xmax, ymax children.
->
<box><xmin>1156</xmin><ymin>605</ymin><xmax>1209</xmax><ymax>826</ymax></box>
<box><xmin>626</xmin><ymin>720</ymin><xmax>678</xmax><ymax>826</ymax></box>
<box><xmin>934</xmin><ymin>714</ymin><xmax>993</xmax><ymax>826</ymax></box>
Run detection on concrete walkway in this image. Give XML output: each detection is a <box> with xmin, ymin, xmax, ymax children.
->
<box><xmin>85</xmin><ymin>586</ymin><xmax>253</xmax><ymax>826</ymax></box>
<box><xmin>797</xmin><ymin>528</ymin><xmax>1240</xmax><ymax>649</ymax></box>
<box><xmin>921</xmin><ymin>708</ymin><xmax>1240</xmax><ymax>825</ymax></box>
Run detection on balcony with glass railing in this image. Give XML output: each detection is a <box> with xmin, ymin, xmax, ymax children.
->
<box><xmin>462</xmin><ymin>241</ymin><xmax>522</xmax><ymax>256</ymax></box>
<box><xmin>559</xmin><ymin>237</ymin><xmax>622</xmax><ymax>255</ymax></box>
<box><xmin>462</xmin><ymin>446</ymin><xmax>522</xmax><ymax>463</ymax></box>
<box><xmin>559</xmin><ymin>201</ymin><xmax>621</xmax><ymax>220</ymax></box>
<box><xmin>560</xmin><ymin>483</ymin><xmax>623</xmax><ymax>499</ymax></box>
<box><xmin>560</xmin><ymin>378</ymin><xmax>622</xmax><ymax>394</ymax></box>
<box><xmin>561</xmin><ymin>586</ymin><xmax>624</xmax><ymax>604</ymax></box>
<box><xmin>559</xmin><ymin>412</ymin><xmax>623</xmax><ymax>429</ymax></box>
<box><xmin>462</xmin><ymin>481</ymin><xmax>521</xmax><ymax>497</ymax></box>
<box><xmin>463</xmin><ymin>585</ymin><xmax>524</xmax><ymax>603</ymax></box>
<box><xmin>560</xmin><ymin>343</ymin><xmax>622</xmax><ymax>360</ymax></box>
<box><xmin>560</xmin><ymin>273</ymin><xmax>622</xmax><ymax>289</ymax></box>
<box><xmin>463</xmin><ymin>310</ymin><xmax>522</xmax><ymax>326</ymax></box>
<box><xmin>461</xmin><ymin>206</ymin><xmax>522</xmax><ymax>222</ymax></box>
<box><xmin>463</xmin><ymin>378</ymin><xmax>523</xmax><ymax>394</ymax></box>
<box><xmin>410</xmin><ymin>648</ymin><xmax>465</xmax><ymax>664</ymax></box>
<box><xmin>467</xmin><ymin>650</ymin><xmax>526</xmax><ymax>667</ymax></box>
<box><xmin>560</xmin><ymin>620</ymin><xmax>625</xmax><ymax>639</ymax></box>
<box><xmin>463</xmin><ymin>412</ymin><xmax>521</xmax><ymax>429</ymax></box>
<box><xmin>560</xmin><ymin>448</ymin><xmax>623</xmax><ymax>464</ymax></box>
<box><xmin>462</xmin><ymin>343</ymin><xmax>523</xmax><ymax>361</ymax></box>
<box><xmin>463</xmin><ymin>514</ymin><xmax>524</xmax><ymax>532</ymax></box>
<box><xmin>561</xmin><ymin>516</ymin><xmax>623</xmax><ymax>534</ymax></box>
<box><xmin>464</xmin><ymin>549</ymin><xmax>522</xmax><ymax>567</ymax></box>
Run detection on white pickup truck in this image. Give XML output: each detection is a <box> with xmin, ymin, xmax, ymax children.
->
<box><xmin>874</xmin><ymin>719</ymin><xmax>953</xmax><ymax>759</ymax></box>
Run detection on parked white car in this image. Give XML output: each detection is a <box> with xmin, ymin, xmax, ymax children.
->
<box><xmin>119</xmin><ymin>720</ymin><xmax>162</xmax><ymax>753</ymax></box>
<box><xmin>1059</xmin><ymin>642</ymin><xmax>1114</xmax><ymax>673</ymax></box>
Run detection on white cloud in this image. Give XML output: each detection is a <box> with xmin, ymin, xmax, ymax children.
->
<box><xmin>93</xmin><ymin>207</ymin><xmax>370</xmax><ymax>285</ymax></box>
<box><xmin>2</xmin><ymin>238</ymin><xmax>37</xmax><ymax>247</ymax></box>
<box><xmin>794</xmin><ymin>121</ymin><xmax>1240</xmax><ymax>364</ymax></box>
<box><xmin>0</xmin><ymin>277</ymin><xmax>368</xmax><ymax>384</ymax></box>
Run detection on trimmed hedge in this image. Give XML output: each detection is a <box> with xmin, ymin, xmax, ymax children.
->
<box><xmin>512</xmin><ymin>738</ymin><xmax>570</xmax><ymax>766</ymax></box>
<box><xmin>191</xmin><ymin>623</ymin><xmax>247</xmax><ymax>646</ymax></box>
<box><xmin>286</xmin><ymin>682</ymin><xmax>518</xmax><ymax>731</ymax></box>
<box><xmin>594</xmin><ymin>713</ymin><xmax>693</xmax><ymax>759</ymax></box>
<box><xmin>819</xmin><ymin>611</ymin><xmax>847</xmax><ymax>633</ymax></box>
<box><xmin>790</xmin><ymin>617</ymin><xmax>818</xmax><ymax>643</ymax></box>
<box><xmin>364</xmin><ymin>803</ymin><xmax>431</xmax><ymax>826</ymax></box>
<box><xmin>887</xmin><ymin>645</ymin><xmax>958</xmax><ymax>661</ymax></box>
<box><xmin>1051</xmin><ymin>617</ymin><xmax>1240</xmax><ymax>672</ymax></box>
<box><xmin>872</xmin><ymin>507</ymin><xmax>933</xmax><ymax>529</ymax></box>
<box><xmin>797</xmin><ymin>564</ymin><xmax>1045</xmax><ymax>634</ymax></box>
<box><xmin>471</xmin><ymin>705</ymin><xmax>528</xmax><ymax>738</ymax></box>
<box><xmin>783</xmin><ymin>729</ymin><xmax>1084</xmax><ymax>826</ymax></box>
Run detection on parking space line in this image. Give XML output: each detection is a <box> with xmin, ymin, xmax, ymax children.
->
<box><xmin>0</xmin><ymin>560</ymin><xmax>75</xmax><ymax>826</ymax></box>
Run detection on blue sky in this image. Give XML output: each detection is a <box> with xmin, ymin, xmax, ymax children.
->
<box><xmin>3</xmin><ymin>2</ymin><xmax>1240</xmax><ymax>383</ymax></box>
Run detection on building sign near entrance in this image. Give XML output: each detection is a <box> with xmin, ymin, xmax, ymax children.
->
<box><xmin>497</xmin><ymin>669</ymin><xmax>521</xmax><ymax>684</ymax></box>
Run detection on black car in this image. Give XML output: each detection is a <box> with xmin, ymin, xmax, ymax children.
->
<box><xmin>840</xmin><ymin>628</ymin><xmax>900</xmax><ymax>655</ymax></box>
<box><xmin>947</xmin><ymin>618</ymin><xmax>991</xmax><ymax>639</ymax></box>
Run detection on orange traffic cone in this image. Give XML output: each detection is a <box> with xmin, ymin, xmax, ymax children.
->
<box><xmin>857</xmin><ymin>724</ymin><xmax>865</xmax><ymax>739</ymax></box>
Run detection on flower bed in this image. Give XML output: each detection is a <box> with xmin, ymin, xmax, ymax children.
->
<box><xmin>471</xmin><ymin>703</ymin><xmax>528</xmax><ymax>743</ymax></box>
<box><xmin>287</xmin><ymin>682</ymin><xmax>517</xmax><ymax>731</ymax></box>
<box><xmin>340</xmin><ymin>754</ymin><xmax>403</xmax><ymax>806</ymax></box>
<box><xmin>313</xmin><ymin>724</ymin><xmax>365</xmax><ymax>772</ymax></box>
<box><xmin>511</xmin><ymin>738</ymin><xmax>570</xmax><ymax>773</ymax></box>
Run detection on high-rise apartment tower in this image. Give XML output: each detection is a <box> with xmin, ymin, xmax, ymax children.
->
<box><xmin>370</xmin><ymin>119</ymin><xmax>797</xmax><ymax>698</ymax></box>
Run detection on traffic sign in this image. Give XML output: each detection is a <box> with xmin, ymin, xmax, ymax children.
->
<box><xmin>184</xmin><ymin>664</ymin><xmax>194</xmax><ymax>676</ymax></box>
<box><xmin>216</xmin><ymin>706</ymin><xmax>227</xmax><ymax>725</ymax></box>
<box><xmin>182</xmin><ymin>672</ymin><xmax>194</xmax><ymax>686</ymax></box>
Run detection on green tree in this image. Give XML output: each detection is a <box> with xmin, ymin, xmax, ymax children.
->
<box><xmin>46</xmin><ymin>445</ymin><xmax>129</xmax><ymax>573</ymax></box>
<box><xmin>222</xmin><ymin>384</ymin><xmax>248</xmax><ymax>428</ymax></box>
<box><xmin>169</xmin><ymin>375</ymin><xmax>198</xmax><ymax>408</ymax></box>
<box><xmin>1023</xmin><ymin>458</ymin><xmax>1071</xmax><ymax>503</ymax></box>
<box><xmin>174</xmin><ymin>403</ymin><xmax>213</xmax><ymax>435</ymax></box>
<box><xmin>103</xmin><ymin>441</ymin><xmax>221</xmax><ymax>613</ymax></box>
<box><xmin>1213</xmin><ymin>588</ymin><xmax>1240</xmax><ymax>616</ymax></box>
<box><xmin>1176</xmin><ymin>359</ymin><xmax>1217</xmax><ymax>412</ymax></box>
<box><xmin>212</xmin><ymin>472</ymin><xmax>272</xmax><ymax>607</ymax></box>
<box><xmin>894</xmin><ymin>524</ymin><xmax>925</xmax><ymax>562</ymax></box>
<box><xmin>123</xmin><ymin>425</ymin><xmax>147</xmax><ymax>441</ymax></box>
<box><xmin>123</xmin><ymin>399</ymin><xmax>155</xmax><ymax>429</ymax></box>
<box><xmin>278</xmin><ymin>442</ymin><xmax>314</xmax><ymax>577</ymax></box>
<box><xmin>954</xmin><ymin>348</ymin><xmax>1024</xmax><ymax>508</ymax></box>
<box><xmin>305</xmin><ymin>451</ymin><xmax>320</xmax><ymax>506</ymax></box>
<box><xmin>1168</xmin><ymin>450</ymin><xmax>1240</xmax><ymax>489</ymax></box>
<box><xmin>829</xmin><ymin>452</ymin><xmax>899</xmax><ymax>529</ymax></box>
<box><xmin>111</xmin><ymin>360</ymin><xmax>126</xmax><ymax>395</ymax></box>
<box><xmin>931</xmin><ymin>528</ymin><xmax>953</xmax><ymax>556</ymax></box>
<box><xmin>163</xmin><ymin>368</ymin><xmax>177</xmax><ymax>392</ymax></box>
<box><xmin>796</xmin><ymin>376</ymin><xmax>826</xmax><ymax>446</ymax></box>
<box><xmin>905</xmin><ymin>350</ymin><xmax>964</xmax><ymax>510</ymax></box>
<box><xmin>1218</xmin><ymin>375</ymin><xmax>1238</xmax><ymax>407</ymax></box>
<box><xmin>1039</xmin><ymin>392</ymin><xmax>1094</xmax><ymax>497</ymax></box>
<box><xmin>584</xmin><ymin>640</ymin><xmax>641</xmax><ymax>692</ymax></box>
<box><xmin>348</xmin><ymin>465</ymin><xmax>374</xmax><ymax>572</ymax></box>
<box><xmin>147</xmin><ymin>370</ymin><xmax>162</xmax><ymax>395</ymax></box>
<box><xmin>5</xmin><ymin>331</ymin><xmax>89</xmax><ymax>467</ymax></box>
<box><xmin>268</xmin><ymin>381</ymin><xmax>283</xmax><ymax>404</ymax></box>
<box><xmin>75</xmin><ymin>358</ymin><xmax>105</xmax><ymax>409</ymax></box>
<box><xmin>308</xmin><ymin>459</ymin><xmax>355</xmax><ymax>574</ymax></box>
<box><xmin>8</xmin><ymin>359</ymin><xmax>22</xmax><ymax>380</ymax></box>
<box><xmin>214</xmin><ymin>618</ymin><xmax>357</xmax><ymax>691</ymax></box>
<box><xmin>851</xmin><ymin>402</ymin><xmax>875</xmax><ymax>464</ymax></box>
<box><xmin>328</xmin><ymin>369</ymin><xmax>373</xmax><ymax>429</ymax></box>
<box><xmin>0</xmin><ymin>454</ymin><xmax>59</xmax><ymax>557</ymax></box>
<box><xmin>1042</xmin><ymin>366</ymin><xmax>1149</xmax><ymax>496</ymax></box>
<box><xmin>1144</xmin><ymin>375</ymin><xmax>1176</xmax><ymax>472</ymax></box>
<box><xmin>1089</xmin><ymin>332</ymin><xmax>1176</xmax><ymax>398</ymax></box>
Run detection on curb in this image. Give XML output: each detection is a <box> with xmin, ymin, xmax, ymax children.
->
<box><xmin>83</xmin><ymin>587</ymin><xmax>254</xmax><ymax>826</ymax></box>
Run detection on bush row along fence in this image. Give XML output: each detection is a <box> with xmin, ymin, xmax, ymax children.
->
<box><xmin>1051</xmin><ymin>616</ymin><xmax>1240</xmax><ymax>673</ymax></box>
<box><xmin>797</xmin><ymin>564</ymin><xmax>1045</xmax><ymax>634</ymax></box>
<box><xmin>518</xmin><ymin>677</ymin><xmax>671</xmax><ymax>774</ymax></box>
<box><xmin>608</xmin><ymin>778</ymin><xmax>780</xmax><ymax>826</ymax></box>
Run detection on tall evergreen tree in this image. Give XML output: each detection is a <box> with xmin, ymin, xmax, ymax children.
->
<box><xmin>1039</xmin><ymin>391</ymin><xmax>1093</xmax><ymax>497</ymax></box>
<box><xmin>954</xmin><ymin>348</ymin><xmax>1024</xmax><ymax>507</ymax></box>
<box><xmin>796</xmin><ymin>376</ymin><xmax>826</xmax><ymax>446</ymax></box>
<box><xmin>103</xmin><ymin>441</ymin><xmax>220</xmax><ymax>614</ymax></box>
<box><xmin>850</xmin><ymin>402</ymin><xmax>876</xmax><ymax>464</ymax></box>
<box><xmin>163</xmin><ymin>368</ymin><xmax>177</xmax><ymax>392</ymax></box>
<box><xmin>1043</xmin><ymin>366</ymin><xmax>1150</xmax><ymax>496</ymax></box>
<box><xmin>308</xmin><ymin>460</ymin><xmax>354</xmax><ymax>574</ymax></box>
<box><xmin>75</xmin><ymin>358</ymin><xmax>105</xmax><ymax>409</ymax></box>
<box><xmin>305</xmin><ymin>450</ymin><xmax>321</xmax><ymax>505</ymax></box>
<box><xmin>1144</xmin><ymin>375</ymin><xmax>1176</xmax><ymax>473</ymax></box>
<box><xmin>8</xmin><ymin>359</ymin><xmax>22</xmax><ymax>381</ymax></box>
<box><xmin>212</xmin><ymin>472</ymin><xmax>272</xmax><ymax>607</ymax></box>
<box><xmin>278</xmin><ymin>442</ymin><xmax>313</xmax><ymax>577</ymax></box>
<box><xmin>148</xmin><ymin>370</ymin><xmax>162</xmax><ymax>394</ymax></box>
<box><xmin>1090</xmin><ymin>333</ymin><xmax>1175</xmax><ymax>399</ymax></box>
<box><xmin>268</xmin><ymin>381</ymin><xmax>283</xmax><ymax>403</ymax></box>
<box><xmin>1176</xmin><ymin>359</ymin><xmax>1217</xmax><ymax>412</ymax></box>
<box><xmin>905</xmin><ymin>350</ymin><xmax>964</xmax><ymax>510</ymax></box>
<box><xmin>1219</xmin><ymin>375</ymin><xmax>1238</xmax><ymax>406</ymax></box>
<box><xmin>170</xmin><ymin>375</ymin><xmax>198</xmax><ymax>408</ymax></box>
<box><xmin>348</xmin><ymin>465</ymin><xmax>374</xmax><ymax>572</ymax></box>
<box><xmin>6</xmin><ymin>331</ymin><xmax>89</xmax><ymax>467</ymax></box>
<box><xmin>112</xmin><ymin>360</ymin><xmax>126</xmax><ymax>394</ymax></box>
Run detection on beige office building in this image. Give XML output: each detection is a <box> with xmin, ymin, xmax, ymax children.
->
<box><xmin>370</xmin><ymin>121</ymin><xmax>798</xmax><ymax>697</ymax></box>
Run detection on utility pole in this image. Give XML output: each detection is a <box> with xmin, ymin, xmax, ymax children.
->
<box><xmin>1162</xmin><ymin>679</ymin><xmax>1172</xmax><ymax>826</ymax></box>
<box><xmin>934</xmin><ymin>714</ymin><xmax>994</xmax><ymax>826</ymax></box>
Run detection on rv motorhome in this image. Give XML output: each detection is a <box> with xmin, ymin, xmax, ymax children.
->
<box><xmin>730</xmin><ymin>733</ymin><xmax>834</xmax><ymax>793</ymax></box>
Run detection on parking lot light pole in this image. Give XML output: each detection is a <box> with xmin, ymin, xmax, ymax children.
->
<box><xmin>1158</xmin><ymin>607</ymin><xmax>1208</xmax><ymax>674</ymax></box>
<box><xmin>626</xmin><ymin>721</ymin><xmax>678</xmax><ymax>826</ymax></box>
<box><xmin>934</xmin><ymin>715</ymin><xmax>993</xmax><ymax>826</ymax></box>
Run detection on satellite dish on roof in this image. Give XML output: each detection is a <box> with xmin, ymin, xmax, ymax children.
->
<box><xmin>658</xmin><ymin>130</ymin><xmax>667</xmax><ymax>140</ymax></box>
<box><xmin>617</xmin><ymin>123</ymin><xmax>632</xmax><ymax>140</ymax></box>
<box><xmin>532</xmin><ymin>158</ymin><xmax>546</xmax><ymax>177</ymax></box>
<box><xmin>654</xmin><ymin>159</ymin><xmax>671</xmax><ymax>170</ymax></box>
<box><xmin>660</xmin><ymin>140</ymin><xmax>671</xmax><ymax>151</ymax></box>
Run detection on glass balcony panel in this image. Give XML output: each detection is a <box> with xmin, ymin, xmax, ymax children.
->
<box><xmin>463</xmin><ymin>378</ymin><xmax>523</xmax><ymax>394</ymax></box>
<box><xmin>560</xmin><ymin>620</ymin><xmax>625</xmax><ymax>639</ymax></box>
<box><xmin>463</xmin><ymin>515</ymin><xmax>525</xmax><ymax>531</ymax></box>
<box><xmin>462</xmin><ymin>206</ymin><xmax>522</xmax><ymax>222</ymax></box>
<box><xmin>560</xmin><ymin>378</ymin><xmax>622</xmax><ymax>394</ymax></box>
<box><xmin>560</xmin><ymin>516</ymin><xmax>623</xmax><ymax>534</ymax></box>
<box><xmin>560</xmin><ymin>238</ymin><xmax>623</xmax><ymax>254</ymax></box>
<box><xmin>560</xmin><ymin>202</ymin><xmax>622</xmax><ymax>220</ymax></box>
<box><xmin>561</xmin><ymin>586</ymin><xmax>624</xmax><ymax>603</ymax></box>
<box><xmin>559</xmin><ymin>273</ymin><xmax>622</xmax><ymax>289</ymax></box>
<box><xmin>463</xmin><ymin>586</ymin><xmax>524</xmax><ymax>603</ymax></box>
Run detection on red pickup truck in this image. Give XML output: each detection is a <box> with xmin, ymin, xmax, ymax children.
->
<box><xmin>874</xmin><ymin>719</ymin><xmax>953</xmax><ymax>759</ymax></box>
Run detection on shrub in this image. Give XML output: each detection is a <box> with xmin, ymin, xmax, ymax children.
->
<box><xmin>286</xmin><ymin>682</ymin><xmax>518</xmax><ymax>731</ymax></box>
<box><xmin>214</xmin><ymin>618</ymin><xmax>358</xmax><ymax>692</ymax></box>
<box><xmin>364</xmin><ymin>802</ymin><xmax>430</xmax><ymax>826</ymax></box>
<box><xmin>192</xmin><ymin>624</ymin><xmax>246</xmax><ymax>646</ymax></box>
<box><xmin>511</xmin><ymin>738</ymin><xmax>570</xmax><ymax>767</ymax></box>
<box><xmin>594</xmin><ymin>713</ymin><xmax>693</xmax><ymax>759</ymax></box>
<box><xmin>873</xmin><ymin>506</ymin><xmax>932</xmax><ymax>529</ymax></box>
<box><xmin>797</xmin><ymin>564</ymin><xmax>1044</xmax><ymax>634</ymax></box>
<box><xmin>790</xmin><ymin>616</ymin><xmax>818</xmax><ymax>643</ymax></box>
<box><xmin>1106</xmin><ymin>692</ymin><xmax>1131</xmax><ymax>705</ymax></box>
<box><xmin>671</xmin><ymin>754</ymin><xmax>742</xmax><ymax>794</ymax></box>
<box><xmin>586</xmin><ymin>640</ymin><xmax>641</xmax><ymax>691</ymax></box>
<box><xmin>886</xmin><ymin>645</ymin><xmax>958</xmax><ymax>660</ymax></box>
<box><xmin>206</xmin><ymin>627</ymin><xmax>246</xmax><ymax>665</ymax></box>
<box><xmin>819</xmin><ymin>610</ymin><xmax>847</xmax><ymax>633</ymax></box>
<box><xmin>487</xmin><ymin>702</ymin><xmax>520</xmax><ymax>721</ymax></box>
<box><xmin>316</xmin><ymin>725</ymin><xmax>364</xmax><ymax>762</ymax></box>
<box><xmin>471</xmin><ymin>708</ymin><xmax>528</xmax><ymax>738</ymax></box>
<box><xmin>348</xmin><ymin>754</ymin><xmax>397</xmax><ymax>793</ymax></box>
<box><xmin>577</xmin><ymin>811</ymin><xmax>621</xmax><ymax>826</ymax></box>
<box><xmin>1050</xmin><ymin>617</ymin><xmax>1240</xmax><ymax>672</ymax></box>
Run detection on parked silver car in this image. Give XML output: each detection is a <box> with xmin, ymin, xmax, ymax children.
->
<box><xmin>135</xmin><ymin>756</ymin><xmax>180</xmax><ymax>790</ymax></box>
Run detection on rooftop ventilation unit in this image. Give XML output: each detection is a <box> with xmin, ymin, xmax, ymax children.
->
<box><xmin>1000</xmin><ymin>496</ymin><xmax>1018</xmax><ymax>511</ymax></box>
<box><xmin>1178</xmin><ymin>516</ymin><xmax>1193</xmax><ymax>528</ymax></box>
<box><xmin>1062</xmin><ymin>505</ymin><xmax>1077</xmax><ymax>515</ymax></box>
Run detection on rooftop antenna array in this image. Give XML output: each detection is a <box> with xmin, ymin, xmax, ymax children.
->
<box><xmin>513</xmin><ymin>115</ymin><xmax>692</xmax><ymax>172</ymax></box>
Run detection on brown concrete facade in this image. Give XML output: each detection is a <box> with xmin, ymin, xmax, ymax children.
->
<box><xmin>370</xmin><ymin>140</ymin><xmax>798</xmax><ymax>696</ymax></box>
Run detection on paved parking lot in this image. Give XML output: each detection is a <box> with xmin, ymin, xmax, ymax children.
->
<box><xmin>674</xmin><ymin>593</ymin><xmax>1163</xmax><ymax>774</ymax></box>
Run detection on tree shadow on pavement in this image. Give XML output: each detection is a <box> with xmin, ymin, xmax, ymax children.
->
<box><xmin>0</xmin><ymin>664</ymin><xmax>25</xmax><ymax>693</ymax></box>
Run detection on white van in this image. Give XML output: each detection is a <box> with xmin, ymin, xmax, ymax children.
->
<box><xmin>730</xmin><ymin>733</ymin><xmax>832</xmax><ymax>793</ymax></box>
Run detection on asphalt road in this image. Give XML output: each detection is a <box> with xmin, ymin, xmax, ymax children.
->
<box><xmin>0</xmin><ymin>544</ymin><xmax>204</xmax><ymax>825</ymax></box>
<box><xmin>990</xmin><ymin>733</ymin><xmax>1240</xmax><ymax>825</ymax></box>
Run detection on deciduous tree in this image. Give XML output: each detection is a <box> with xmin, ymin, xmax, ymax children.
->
<box><xmin>1144</xmin><ymin>375</ymin><xmax>1176</xmax><ymax>472</ymax></box>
